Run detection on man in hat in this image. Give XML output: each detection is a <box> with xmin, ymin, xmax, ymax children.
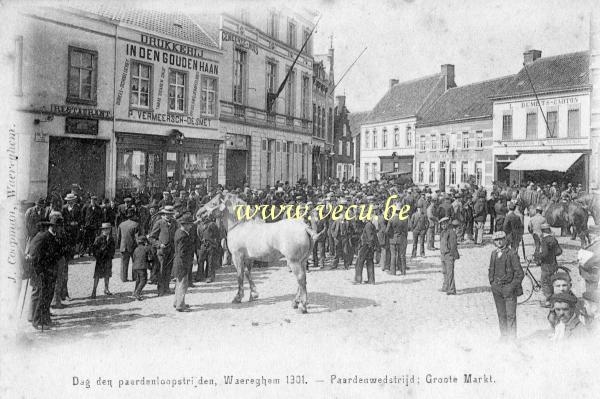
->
<box><xmin>503</xmin><ymin>202</ymin><xmax>523</xmax><ymax>251</ymax></box>
<box><xmin>116</xmin><ymin>197</ymin><xmax>133</xmax><ymax>227</ymax></box>
<box><xmin>330</xmin><ymin>200</ymin><xmax>352</xmax><ymax>269</ymax></box>
<box><xmin>354</xmin><ymin>217</ymin><xmax>380</xmax><ymax>284</ymax></box>
<box><xmin>159</xmin><ymin>191</ymin><xmax>173</xmax><ymax>208</ymax></box>
<box><xmin>90</xmin><ymin>222</ymin><xmax>116</xmax><ymax>299</ymax></box>
<box><xmin>409</xmin><ymin>206</ymin><xmax>428</xmax><ymax>258</ymax></box>
<box><xmin>473</xmin><ymin>191</ymin><xmax>487</xmax><ymax>245</ymax></box>
<box><xmin>173</xmin><ymin>215</ymin><xmax>196</xmax><ymax>311</ymax></box>
<box><xmin>149</xmin><ymin>206</ymin><xmax>178</xmax><ymax>296</ymax></box>
<box><xmin>549</xmin><ymin>292</ymin><xmax>587</xmax><ymax>341</ymax></box>
<box><xmin>25</xmin><ymin>197</ymin><xmax>46</xmax><ymax>243</ymax></box>
<box><xmin>550</xmin><ymin>182</ymin><xmax>560</xmax><ymax>203</ymax></box>
<box><xmin>528</xmin><ymin>205</ymin><xmax>547</xmax><ymax>264</ymax></box>
<box><xmin>489</xmin><ymin>231</ymin><xmax>523</xmax><ymax>339</ymax></box>
<box><xmin>27</xmin><ymin>214</ymin><xmax>64</xmax><ymax>330</ymax></box>
<box><xmin>310</xmin><ymin>202</ymin><xmax>327</xmax><ymax>270</ymax></box>
<box><xmin>197</xmin><ymin>213</ymin><xmax>221</xmax><ymax>283</ymax></box>
<box><xmin>131</xmin><ymin>235</ymin><xmax>153</xmax><ymax>300</ymax></box>
<box><xmin>117</xmin><ymin>208</ymin><xmax>140</xmax><ymax>282</ymax></box>
<box><xmin>426</xmin><ymin>196</ymin><xmax>438</xmax><ymax>251</ymax></box>
<box><xmin>440</xmin><ymin>218</ymin><xmax>460</xmax><ymax>294</ymax></box>
<box><xmin>539</xmin><ymin>222</ymin><xmax>563</xmax><ymax>307</ymax></box>
<box><xmin>386</xmin><ymin>203</ymin><xmax>409</xmax><ymax>276</ymax></box>
<box><xmin>82</xmin><ymin>196</ymin><xmax>102</xmax><ymax>256</ymax></box>
<box><xmin>547</xmin><ymin>272</ymin><xmax>590</xmax><ymax>327</ymax></box>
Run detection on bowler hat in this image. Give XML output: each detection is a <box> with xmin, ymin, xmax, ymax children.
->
<box><xmin>550</xmin><ymin>292</ymin><xmax>578</xmax><ymax>306</ymax></box>
<box><xmin>100</xmin><ymin>222</ymin><xmax>112</xmax><ymax>230</ymax></box>
<box><xmin>439</xmin><ymin>217</ymin><xmax>450</xmax><ymax>224</ymax></box>
<box><xmin>451</xmin><ymin>219</ymin><xmax>460</xmax><ymax>226</ymax></box>
<box><xmin>160</xmin><ymin>205</ymin><xmax>175</xmax><ymax>214</ymax></box>
<box><xmin>535</xmin><ymin>205</ymin><xmax>543</xmax><ymax>211</ymax></box>
<box><xmin>540</xmin><ymin>223</ymin><xmax>551</xmax><ymax>230</ymax></box>
<box><xmin>124</xmin><ymin>197</ymin><xmax>132</xmax><ymax>202</ymax></box>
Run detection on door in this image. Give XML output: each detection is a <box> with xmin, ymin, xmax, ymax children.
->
<box><xmin>48</xmin><ymin>137</ymin><xmax>106</xmax><ymax>198</ymax></box>
<box><xmin>439</xmin><ymin>161</ymin><xmax>446</xmax><ymax>192</ymax></box>
<box><xmin>226</xmin><ymin>149</ymin><xmax>248</xmax><ymax>189</ymax></box>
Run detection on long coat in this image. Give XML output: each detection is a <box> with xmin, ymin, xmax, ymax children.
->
<box><xmin>173</xmin><ymin>229</ymin><xmax>195</xmax><ymax>278</ymax></box>
<box><xmin>117</xmin><ymin>219</ymin><xmax>140</xmax><ymax>253</ymax></box>
<box><xmin>488</xmin><ymin>246</ymin><xmax>523</xmax><ymax>298</ymax></box>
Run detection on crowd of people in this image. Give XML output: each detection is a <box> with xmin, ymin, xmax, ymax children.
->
<box><xmin>22</xmin><ymin>178</ymin><xmax>598</xmax><ymax>341</ymax></box>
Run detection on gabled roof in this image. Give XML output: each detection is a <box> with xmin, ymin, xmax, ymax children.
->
<box><xmin>492</xmin><ymin>51</ymin><xmax>590</xmax><ymax>99</ymax></box>
<box><xmin>69</xmin><ymin>4</ymin><xmax>219</xmax><ymax>49</ymax></box>
<box><xmin>364</xmin><ymin>73</ymin><xmax>448</xmax><ymax>124</ymax></box>
<box><xmin>418</xmin><ymin>75</ymin><xmax>514</xmax><ymax>126</ymax></box>
<box><xmin>348</xmin><ymin>111</ymin><xmax>370</xmax><ymax>137</ymax></box>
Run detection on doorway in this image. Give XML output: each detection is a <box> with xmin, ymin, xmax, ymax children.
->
<box><xmin>48</xmin><ymin>137</ymin><xmax>106</xmax><ymax>198</ymax></box>
<box><xmin>439</xmin><ymin>161</ymin><xmax>446</xmax><ymax>192</ymax></box>
<box><xmin>226</xmin><ymin>149</ymin><xmax>248</xmax><ymax>189</ymax></box>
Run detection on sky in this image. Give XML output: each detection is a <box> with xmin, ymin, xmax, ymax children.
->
<box><xmin>2</xmin><ymin>0</ymin><xmax>595</xmax><ymax>113</ymax></box>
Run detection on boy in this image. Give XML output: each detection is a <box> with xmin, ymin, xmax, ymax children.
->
<box><xmin>132</xmin><ymin>235</ymin><xmax>154</xmax><ymax>300</ymax></box>
<box><xmin>91</xmin><ymin>223</ymin><xmax>116</xmax><ymax>299</ymax></box>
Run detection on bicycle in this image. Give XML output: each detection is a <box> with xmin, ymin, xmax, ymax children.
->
<box><xmin>518</xmin><ymin>256</ymin><xmax>571</xmax><ymax>305</ymax></box>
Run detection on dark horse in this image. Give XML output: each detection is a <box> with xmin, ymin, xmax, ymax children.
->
<box><xmin>522</xmin><ymin>193</ymin><xmax>591</xmax><ymax>246</ymax></box>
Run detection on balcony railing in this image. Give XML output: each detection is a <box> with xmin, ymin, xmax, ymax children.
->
<box><xmin>267</xmin><ymin>113</ymin><xmax>276</xmax><ymax>125</ymax></box>
<box><xmin>234</xmin><ymin>104</ymin><xmax>246</xmax><ymax>118</ymax></box>
<box><xmin>285</xmin><ymin>116</ymin><xmax>294</xmax><ymax>127</ymax></box>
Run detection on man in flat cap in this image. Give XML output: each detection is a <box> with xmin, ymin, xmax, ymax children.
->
<box><xmin>25</xmin><ymin>197</ymin><xmax>46</xmax><ymax>243</ymax></box>
<box><xmin>489</xmin><ymin>231</ymin><xmax>523</xmax><ymax>340</ymax></box>
<box><xmin>550</xmin><ymin>292</ymin><xmax>587</xmax><ymax>341</ymax></box>
<box><xmin>528</xmin><ymin>205</ymin><xmax>547</xmax><ymax>265</ymax></box>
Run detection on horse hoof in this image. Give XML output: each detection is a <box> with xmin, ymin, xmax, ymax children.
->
<box><xmin>297</xmin><ymin>303</ymin><xmax>307</xmax><ymax>314</ymax></box>
<box><xmin>292</xmin><ymin>301</ymin><xmax>299</xmax><ymax>309</ymax></box>
<box><xmin>249</xmin><ymin>293</ymin><xmax>259</xmax><ymax>302</ymax></box>
<box><xmin>232</xmin><ymin>297</ymin><xmax>242</xmax><ymax>304</ymax></box>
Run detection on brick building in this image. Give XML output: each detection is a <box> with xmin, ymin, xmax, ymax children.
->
<box><xmin>333</xmin><ymin>95</ymin><xmax>355</xmax><ymax>181</ymax></box>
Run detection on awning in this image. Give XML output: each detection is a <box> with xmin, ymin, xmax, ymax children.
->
<box><xmin>506</xmin><ymin>153</ymin><xmax>583</xmax><ymax>172</ymax></box>
<box><xmin>381</xmin><ymin>168</ymin><xmax>412</xmax><ymax>176</ymax></box>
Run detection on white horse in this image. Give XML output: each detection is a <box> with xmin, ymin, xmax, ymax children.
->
<box><xmin>197</xmin><ymin>193</ymin><xmax>323</xmax><ymax>313</ymax></box>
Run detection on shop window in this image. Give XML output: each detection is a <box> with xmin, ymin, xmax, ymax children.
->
<box><xmin>233</xmin><ymin>48</ymin><xmax>247</xmax><ymax>104</ymax></box>
<box><xmin>181</xmin><ymin>152</ymin><xmax>213</xmax><ymax>188</ymax></box>
<box><xmin>567</xmin><ymin>109</ymin><xmax>580</xmax><ymax>138</ymax></box>
<box><xmin>67</xmin><ymin>46</ymin><xmax>97</xmax><ymax>104</ymax></box>
<box><xmin>200</xmin><ymin>76</ymin><xmax>217</xmax><ymax>116</ymax></box>
<box><xmin>526</xmin><ymin>112</ymin><xmax>537</xmax><ymax>139</ymax></box>
<box><xmin>166</xmin><ymin>152</ymin><xmax>177</xmax><ymax>184</ymax></box>
<box><xmin>168</xmin><ymin>70</ymin><xmax>186</xmax><ymax>113</ymax></box>
<box><xmin>130</xmin><ymin>62</ymin><xmax>152</xmax><ymax>108</ymax></box>
<box><xmin>116</xmin><ymin>150</ymin><xmax>162</xmax><ymax>194</ymax></box>
<box><xmin>502</xmin><ymin>114</ymin><xmax>512</xmax><ymax>140</ymax></box>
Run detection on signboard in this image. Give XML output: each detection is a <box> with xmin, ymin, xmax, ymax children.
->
<box><xmin>34</xmin><ymin>131</ymin><xmax>48</xmax><ymax>142</ymax></box>
<box><xmin>125</xmin><ymin>43</ymin><xmax>218</xmax><ymax>75</ymax></box>
<box><xmin>65</xmin><ymin>117</ymin><xmax>99</xmax><ymax>135</ymax></box>
<box><xmin>221</xmin><ymin>30</ymin><xmax>259</xmax><ymax>54</ymax></box>
<box><xmin>224</xmin><ymin>134</ymin><xmax>249</xmax><ymax>150</ymax></box>
<box><xmin>127</xmin><ymin>109</ymin><xmax>213</xmax><ymax>128</ymax></box>
<box><xmin>51</xmin><ymin>104</ymin><xmax>112</xmax><ymax>120</ymax></box>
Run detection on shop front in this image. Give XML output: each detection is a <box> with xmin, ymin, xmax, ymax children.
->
<box><xmin>504</xmin><ymin>151</ymin><xmax>589</xmax><ymax>188</ymax></box>
<box><xmin>115</xmin><ymin>131</ymin><xmax>219</xmax><ymax>199</ymax></box>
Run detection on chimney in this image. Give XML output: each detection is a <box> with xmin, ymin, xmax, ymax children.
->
<box><xmin>336</xmin><ymin>95</ymin><xmax>346</xmax><ymax>110</ymax></box>
<box><xmin>389</xmin><ymin>79</ymin><xmax>399</xmax><ymax>89</ymax></box>
<box><xmin>328</xmin><ymin>46</ymin><xmax>335</xmax><ymax>84</ymax></box>
<box><xmin>523</xmin><ymin>49</ymin><xmax>542</xmax><ymax>65</ymax></box>
<box><xmin>441</xmin><ymin>64</ymin><xmax>455</xmax><ymax>89</ymax></box>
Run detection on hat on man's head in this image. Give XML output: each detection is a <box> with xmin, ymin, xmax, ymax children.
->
<box><xmin>180</xmin><ymin>190</ymin><xmax>187</xmax><ymax>196</ymax></box>
<box><xmin>550</xmin><ymin>292</ymin><xmax>578</xmax><ymax>306</ymax></box>
<box><xmin>195</xmin><ymin>184</ymin><xmax>202</xmax><ymax>189</ymax></box>
<box><xmin>48</xmin><ymin>214</ymin><xmax>64</xmax><ymax>225</ymax></box>
<box><xmin>439</xmin><ymin>217</ymin><xmax>450</xmax><ymax>224</ymax></box>
<box><xmin>159</xmin><ymin>205</ymin><xmax>176</xmax><ymax>214</ymax></box>
<box><xmin>178</xmin><ymin>214</ymin><xmax>195</xmax><ymax>224</ymax></box>
<box><xmin>451</xmin><ymin>219</ymin><xmax>460</xmax><ymax>226</ymax></box>
<box><xmin>63</xmin><ymin>193</ymin><xmax>77</xmax><ymax>202</ymax></box>
<box><xmin>90</xmin><ymin>195</ymin><xmax>98</xmax><ymax>200</ymax></box>
<box><xmin>100</xmin><ymin>222</ymin><xmax>112</xmax><ymax>230</ymax></box>
<box><xmin>551</xmin><ymin>272</ymin><xmax>571</xmax><ymax>284</ymax></box>
<box><xmin>535</xmin><ymin>205</ymin><xmax>543</xmax><ymax>211</ymax></box>
<box><xmin>163</xmin><ymin>191</ymin><xmax>170</xmax><ymax>195</ymax></box>
<box><xmin>36</xmin><ymin>197</ymin><xmax>46</xmax><ymax>206</ymax></box>
<box><xmin>492</xmin><ymin>231</ymin><xmax>506</xmax><ymax>240</ymax></box>
<box><xmin>540</xmin><ymin>223</ymin><xmax>551</xmax><ymax>231</ymax></box>
<box><xmin>125</xmin><ymin>208</ymin><xmax>136</xmax><ymax>218</ymax></box>
<box><xmin>124</xmin><ymin>197</ymin><xmax>132</xmax><ymax>202</ymax></box>
<box><xmin>552</xmin><ymin>182</ymin><xmax>557</xmax><ymax>186</ymax></box>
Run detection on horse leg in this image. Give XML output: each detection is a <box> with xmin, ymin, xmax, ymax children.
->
<box><xmin>245</xmin><ymin>261</ymin><xmax>259</xmax><ymax>301</ymax></box>
<box><xmin>290</xmin><ymin>261</ymin><xmax>308</xmax><ymax>314</ymax></box>
<box><xmin>231</xmin><ymin>253</ymin><xmax>245</xmax><ymax>304</ymax></box>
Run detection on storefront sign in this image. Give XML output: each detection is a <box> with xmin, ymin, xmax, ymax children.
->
<box><xmin>224</xmin><ymin>134</ymin><xmax>249</xmax><ymax>150</ymax></box>
<box><xmin>502</xmin><ymin>137</ymin><xmax>588</xmax><ymax>147</ymax></box>
<box><xmin>127</xmin><ymin>109</ymin><xmax>212</xmax><ymax>128</ymax></box>
<box><xmin>221</xmin><ymin>30</ymin><xmax>259</xmax><ymax>54</ymax></box>
<box><xmin>51</xmin><ymin>104</ymin><xmax>112</xmax><ymax>120</ymax></box>
<box><xmin>516</xmin><ymin>96</ymin><xmax>579</xmax><ymax>108</ymax></box>
<box><xmin>34</xmin><ymin>130</ymin><xmax>48</xmax><ymax>142</ymax></box>
<box><xmin>65</xmin><ymin>117</ymin><xmax>99</xmax><ymax>135</ymax></box>
<box><xmin>141</xmin><ymin>34</ymin><xmax>205</xmax><ymax>59</ymax></box>
<box><xmin>126</xmin><ymin>44</ymin><xmax>218</xmax><ymax>75</ymax></box>
<box><xmin>115</xmin><ymin>59</ymin><xmax>130</xmax><ymax>106</ymax></box>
